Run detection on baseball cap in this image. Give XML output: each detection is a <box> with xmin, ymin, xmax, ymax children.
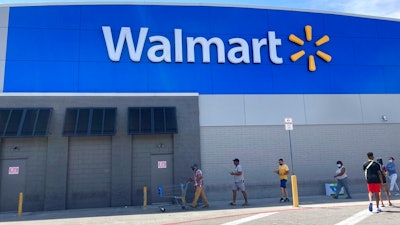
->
<box><xmin>233</xmin><ymin>158</ymin><xmax>239</xmax><ymax>162</ymax></box>
<box><xmin>191</xmin><ymin>163</ymin><xmax>198</xmax><ymax>168</ymax></box>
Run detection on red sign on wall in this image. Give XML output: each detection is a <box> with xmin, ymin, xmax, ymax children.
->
<box><xmin>158</xmin><ymin>161</ymin><xmax>167</xmax><ymax>169</ymax></box>
<box><xmin>8</xmin><ymin>167</ymin><xmax>19</xmax><ymax>175</ymax></box>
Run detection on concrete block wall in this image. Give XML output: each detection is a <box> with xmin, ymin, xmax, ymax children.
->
<box><xmin>110</xmin><ymin>134</ymin><xmax>132</xmax><ymax>207</ymax></box>
<box><xmin>67</xmin><ymin>137</ymin><xmax>112</xmax><ymax>209</ymax></box>
<box><xmin>0</xmin><ymin>138</ymin><xmax>47</xmax><ymax>211</ymax></box>
<box><xmin>201</xmin><ymin>124</ymin><xmax>400</xmax><ymax>201</ymax></box>
<box><xmin>130</xmin><ymin>134</ymin><xmax>175</xmax><ymax>204</ymax></box>
<box><xmin>0</xmin><ymin>94</ymin><xmax>200</xmax><ymax>212</ymax></box>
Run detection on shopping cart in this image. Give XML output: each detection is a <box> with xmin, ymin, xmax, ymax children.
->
<box><xmin>157</xmin><ymin>182</ymin><xmax>189</xmax><ymax>212</ymax></box>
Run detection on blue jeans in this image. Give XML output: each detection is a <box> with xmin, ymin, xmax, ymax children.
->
<box><xmin>335</xmin><ymin>177</ymin><xmax>351</xmax><ymax>198</ymax></box>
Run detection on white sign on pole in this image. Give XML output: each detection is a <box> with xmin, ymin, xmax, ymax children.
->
<box><xmin>285</xmin><ymin>123</ymin><xmax>293</xmax><ymax>130</ymax></box>
<box><xmin>284</xmin><ymin>117</ymin><xmax>293</xmax><ymax>130</ymax></box>
<box><xmin>284</xmin><ymin>118</ymin><xmax>293</xmax><ymax>124</ymax></box>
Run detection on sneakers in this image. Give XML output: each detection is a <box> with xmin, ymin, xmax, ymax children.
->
<box><xmin>280</xmin><ymin>198</ymin><xmax>289</xmax><ymax>202</ymax></box>
<box><xmin>332</xmin><ymin>196</ymin><xmax>338</xmax><ymax>199</ymax></box>
<box><xmin>367</xmin><ymin>202</ymin><xmax>381</xmax><ymax>213</ymax></box>
<box><xmin>202</xmin><ymin>204</ymin><xmax>209</xmax><ymax>208</ymax></box>
<box><xmin>229</xmin><ymin>202</ymin><xmax>247</xmax><ymax>206</ymax></box>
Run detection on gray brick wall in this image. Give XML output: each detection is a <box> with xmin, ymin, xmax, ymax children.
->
<box><xmin>67</xmin><ymin>137</ymin><xmax>112</xmax><ymax>209</ymax></box>
<box><xmin>3</xmin><ymin>94</ymin><xmax>397</xmax><ymax>211</ymax></box>
<box><xmin>0</xmin><ymin>138</ymin><xmax>47</xmax><ymax>211</ymax></box>
<box><xmin>201</xmin><ymin>124</ymin><xmax>400</xmax><ymax>201</ymax></box>
<box><xmin>0</xmin><ymin>94</ymin><xmax>200</xmax><ymax>212</ymax></box>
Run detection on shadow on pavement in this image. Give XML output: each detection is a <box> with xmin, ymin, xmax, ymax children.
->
<box><xmin>1</xmin><ymin>193</ymin><xmax>395</xmax><ymax>222</ymax></box>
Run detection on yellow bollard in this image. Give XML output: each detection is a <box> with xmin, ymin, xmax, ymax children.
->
<box><xmin>18</xmin><ymin>192</ymin><xmax>23</xmax><ymax>217</ymax></box>
<box><xmin>291</xmin><ymin>175</ymin><xmax>299</xmax><ymax>207</ymax></box>
<box><xmin>143</xmin><ymin>186</ymin><xmax>147</xmax><ymax>209</ymax></box>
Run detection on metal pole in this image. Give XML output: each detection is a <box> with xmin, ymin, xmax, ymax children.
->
<box><xmin>288</xmin><ymin>130</ymin><xmax>294</xmax><ymax>174</ymax></box>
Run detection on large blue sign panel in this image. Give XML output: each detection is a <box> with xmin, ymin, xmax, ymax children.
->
<box><xmin>4</xmin><ymin>5</ymin><xmax>400</xmax><ymax>94</ymax></box>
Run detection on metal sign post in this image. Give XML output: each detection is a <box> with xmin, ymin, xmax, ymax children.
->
<box><xmin>284</xmin><ymin>117</ymin><xmax>298</xmax><ymax>207</ymax></box>
<box><xmin>284</xmin><ymin>118</ymin><xmax>294</xmax><ymax>174</ymax></box>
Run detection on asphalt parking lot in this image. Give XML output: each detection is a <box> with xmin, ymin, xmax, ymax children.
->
<box><xmin>1</xmin><ymin>193</ymin><xmax>400</xmax><ymax>225</ymax></box>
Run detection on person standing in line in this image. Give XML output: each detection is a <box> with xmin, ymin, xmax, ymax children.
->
<box><xmin>188</xmin><ymin>163</ymin><xmax>209</xmax><ymax>208</ymax></box>
<box><xmin>229</xmin><ymin>158</ymin><xmax>249</xmax><ymax>206</ymax></box>
<box><xmin>332</xmin><ymin>161</ymin><xmax>352</xmax><ymax>199</ymax></box>
<box><xmin>363</xmin><ymin>152</ymin><xmax>383</xmax><ymax>213</ymax></box>
<box><xmin>386</xmin><ymin>157</ymin><xmax>400</xmax><ymax>196</ymax></box>
<box><xmin>376</xmin><ymin>158</ymin><xmax>392</xmax><ymax>207</ymax></box>
<box><xmin>273</xmin><ymin>158</ymin><xmax>290</xmax><ymax>203</ymax></box>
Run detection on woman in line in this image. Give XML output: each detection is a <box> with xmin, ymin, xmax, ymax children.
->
<box><xmin>377</xmin><ymin>158</ymin><xmax>392</xmax><ymax>207</ymax></box>
<box><xmin>332</xmin><ymin>161</ymin><xmax>352</xmax><ymax>199</ymax></box>
<box><xmin>386</xmin><ymin>157</ymin><xmax>400</xmax><ymax>196</ymax></box>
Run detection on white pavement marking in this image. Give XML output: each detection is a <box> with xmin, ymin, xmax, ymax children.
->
<box><xmin>334</xmin><ymin>209</ymin><xmax>372</xmax><ymax>225</ymax></box>
<box><xmin>220</xmin><ymin>212</ymin><xmax>278</xmax><ymax>225</ymax></box>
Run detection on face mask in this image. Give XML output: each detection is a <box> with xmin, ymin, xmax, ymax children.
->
<box><xmin>389</xmin><ymin>160</ymin><xmax>393</xmax><ymax>163</ymax></box>
<box><xmin>337</xmin><ymin>164</ymin><xmax>341</xmax><ymax>168</ymax></box>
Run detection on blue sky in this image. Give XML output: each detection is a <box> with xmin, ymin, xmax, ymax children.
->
<box><xmin>0</xmin><ymin>0</ymin><xmax>399</xmax><ymax>19</ymax></box>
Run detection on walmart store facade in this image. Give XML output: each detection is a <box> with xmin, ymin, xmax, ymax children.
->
<box><xmin>1</xmin><ymin>3</ymin><xmax>400</xmax><ymax>212</ymax></box>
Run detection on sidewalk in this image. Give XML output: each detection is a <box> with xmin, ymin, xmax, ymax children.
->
<box><xmin>1</xmin><ymin>192</ymin><xmax>379</xmax><ymax>223</ymax></box>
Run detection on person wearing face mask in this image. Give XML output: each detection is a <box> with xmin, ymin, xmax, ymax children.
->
<box><xmin>332</xmin><ymin>161</ymin><xmax>352</xmax><ymax>199</ymax></box>
<box><xmin>386</xmin><ymin>157</ymin><xmax>400</xmax><ymax>196</ymax></box>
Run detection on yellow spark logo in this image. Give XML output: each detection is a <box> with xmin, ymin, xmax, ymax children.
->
<box><xmin>289</xmin><ymin>25</ymin><xmax>332</xmax><ymax>72</ymax></box>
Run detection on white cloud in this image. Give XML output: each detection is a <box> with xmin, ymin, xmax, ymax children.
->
<box><xmin>308</xmin><ymin>0</ymin><xmax>400</xmax><ymax>19</ymax></box>
<box><xmin>1</xmin><ymin>0</ymin><xmax>400</xmax><ymax>19</ymax></box>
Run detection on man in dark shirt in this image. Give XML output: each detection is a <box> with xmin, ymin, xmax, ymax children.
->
<box><xmin>363</xmin><ymin>152</ymin><xmax>383</xmax><ymax>213</ymax></box>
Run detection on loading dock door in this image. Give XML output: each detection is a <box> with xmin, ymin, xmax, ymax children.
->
<box><xmin>150</xmin><ymin>154</ymin><xmax>173</xmax><ymax>203</ymax></box>
<box><xmin>0</xmin><ymin>159</ymin><xmax>26</xmax><ymax>212</ymax></box>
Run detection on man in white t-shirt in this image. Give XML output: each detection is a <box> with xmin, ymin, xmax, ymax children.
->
<box><xmin>229</xmin><ymin>158</ymin><xmax>249</xmax><ymax>206</ymax></box>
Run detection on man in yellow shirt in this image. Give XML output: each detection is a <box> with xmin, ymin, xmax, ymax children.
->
<box><xmin>273</xmin><ymin>158</ymin><xmax>290</xmax><ymax>202</ymax></box>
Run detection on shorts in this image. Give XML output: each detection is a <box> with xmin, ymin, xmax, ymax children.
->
<box><xmin>280</xmin><ymin>179</ymin><xmax>287</xmax><ymax>188</ymax></box>
<box><xmin>233</xmin><ymin>181</ymin><xmax>245</xmax><ymax>191</ymax></box>
<box><xmin>367</xmin><ymin>183</ymin><xmax>381</xmax><ymax>193</ymax></box>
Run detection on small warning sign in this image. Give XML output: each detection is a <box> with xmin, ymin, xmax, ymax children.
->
<box><xmin>284</xmin><ymin>117</ymin><xmax>293</xmax><ymax>131</ymax></box>
<box><xmin>158</xmin><ymin>161</ymin><xmax>167</xmax><ymax>169</ymax></box>
<box><xmin>8</xmin><ymin>167</ymin><xmax>19</xmax><ymax>175</ymax></box>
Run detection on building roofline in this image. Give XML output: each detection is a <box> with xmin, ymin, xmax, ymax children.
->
<box><xmin>0</xmin><ymin>92</ymin><xmax>199</xmax><ymax>97</ymax></box>
<box><xmin>0</xmin><ymin>1</ymin><xmax>399</xmax><ymax>22</ymax></box>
